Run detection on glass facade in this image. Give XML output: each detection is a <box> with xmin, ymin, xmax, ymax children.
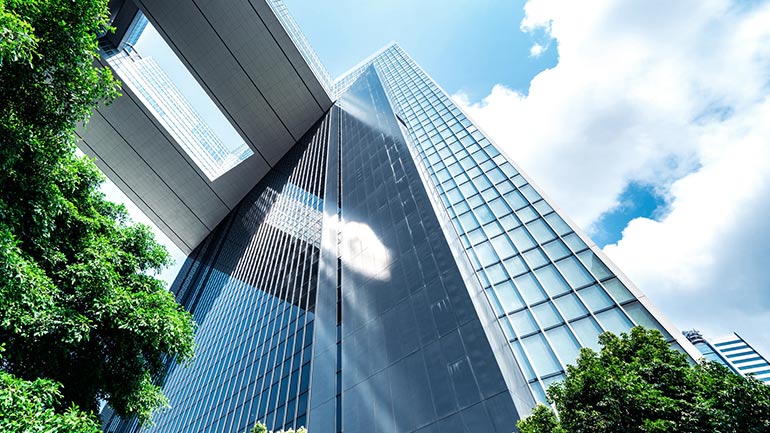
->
<box><xmin>337</xmin><ymin>43</ymin><xmax>692</xmax><ymax>405</ymax></box>
<box><xmin>686</xmin><ymin>331</ymin><xmax>770</xmax><ymax>384</ymax></box>
<box><xmin>102</xmin><ymin>15</ymin><xmax>700</xmax><ymax>432</ymax></box>
<box><xmin>101</xmin><ymin>113</ymin><xmax>329</xmax><ymax>433</ymax></box>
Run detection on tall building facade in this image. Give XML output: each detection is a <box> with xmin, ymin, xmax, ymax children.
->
<box><xmin>97</xmin><ymin>4</ymin><xmax>701</xmax><ymax>433</ymax></box>
<box><xmin>685</xmin><ymin>330</ymin><xmax>770</xmax><ymax>384</ymax></box>
<box><xmin>103</xmin><ymin>18</ymin><xmax>253</xmax><ymax>181</ymax></box>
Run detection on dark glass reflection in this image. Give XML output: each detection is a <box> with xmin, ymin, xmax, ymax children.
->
<box><xmin>102</xmin><ymin>115</ymin><xmax>330</xmax><ymax>433</ymax></box>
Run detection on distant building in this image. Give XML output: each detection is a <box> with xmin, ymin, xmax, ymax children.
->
<box><xmin>684</xmin><ymin>330</ymin><xmax>770</xmax><ymax>383</ymax></box>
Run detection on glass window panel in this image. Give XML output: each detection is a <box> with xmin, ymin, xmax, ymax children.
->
<box><xmin>511</xmin><ymin>340</ymin><xmax>537</xmax><ymax>381</ymax></box>
<box><xmin>453</xmin><ymin>200</ymin><xmax>471</xmax><ymax>215</ymax></box>
<box><xmin>509</xmin><ymin>309</ymin><xmax>539</xmax><ymax>336</ymax></box>
<box><xmin>467</xmin><ymin>228</ymin><xmax>486</xmax><ymax>245</ymax></box>
<box><xmin>467</xmin><ymin>195</ymin><xmax>484</xmax><ymax>208</ymax></box>
<box><xmin>553</xmin><ymin>293</ymin><xmax>589</xmax><ymax>321</ymax></box>
<box><xmin>467</xmin><ymin>166</ymin><xmax>482</xmax><ymax>179</ymax></box>
<box><xmin>467</xmin><ymin>248</ymin><xmax>482</xmax><ymax>270</ymax></box>
<box><xmin>541</xmin><ymin>374</ymin><xmax>564</xmax><ymax>394</ymax></box>
<box><xmin>485</xmin><ymin>263</ymin><xmax>508</xmax><ymax>285</ymax></box>
<box><xmin>603</xmin><ymin>278</ymin><xmax>635</xmax><ymax>303</ymax></box>
<box><xmin>485</xmin><ymin>288</ymin><xmax>504</xmax><ymax>316</ymax></box>
<box><xmin>557</xmin><ymin>256</ymin><xmax>595</xmax><ymax>288</ymax></box>
<box><xmin>468</xmin><ymin>148</ymin><xmax>489</xmax><ymax>164</ymax></box>
<box><xmin>623</xmin><ymin>301</ymin><xmax>672</xmax><ymax>340</ymax></box>
<box><xmin>446</xmin><ymin>187</ymin><xmax>463</xmax><ymax>204</ymax></box>
<box><xmin>521</xmin><ymin>333</ymin><xmax>562</xmax><ymax>377</ymax></box>
<box><xmin>504</xmin><ymin>190</ymin><xmax>527</xmax><ymax>210</ymax></box>
<box><xmin>509</xmin><ymin>226</ymin><xmax>536</xmax><ymax>251</ymax></box>
<box><xmin>488</xmin><ymin>168</ymin><xmax>506</xmax><ymax>184</ymax></box>
<box><xmin>595</xmin><ymin>308</ymin><xmax>634</xmax><ymax>335</ymax></box>
<box><xmin>527</xmin><ymin>219</ymin><xmax>557</xmax><ymax>244</ymax></box>
<box><xmin>448</xmin><ymin>162</ymin><xmax>463</xmax><ymax>176</ymax></box>
<box><xmin>512</xmin><ymin>174</ymin><xmax>527</xmax><ymax>188</ymax></box>
<box><xmin>459</xmin><ymin>181</ymin><xmax>477</xmax><ymax>197</ymax></box>
<box><xmin>531</xmin><ymin>302</ymin><xmax>563</xmax><ymax>329</ymax></box>
<box><xmin>501</xmin><ymin>316</ymin><xmax>516</xmax><ymax>340</ymax></box>
<box><xmin>578</xmin><ymin>251</ymin><xmax>613</xmax><ymax>280</ymax></box>
<box><xmin>514</xmin><ymin>273</ymin><xmax>547</xmax><ymax>304</ymax></box>
<box><xmin>520</xmin><ymin>184</ymin><xmax>542</xmax><ymax>202</ymax></box>
<box><xmin>499</xmin><ymin>214</ymin><xmax>521</xmax><ymax>231</ymax></box>
<box><xmin>474</xmin><ymin>204</ymin><xmax>495</xmax><ymax>225</ymax></box>
<box><xmin>497</xmin><ymin>180</ymin><xmax>514</xmax><ymax>195</ymax></box>
<box><xmin>543</xmin><ymin>239</ymin><xmax>571</xmax><ymax>260</ymax></box>
<box><xmin>535</xmin><ymin>265</ymin><xmax>571</xmax><ymax>297</ymax></box>
<box><xmin>458</xmin><ymin>211</ymin><xmax>480</xmax><ymax>232</ymax></box>
<box><xmin>577</xmin><ymin>284</ymin><xmax>614</xmax><ymax>312</ymax></box>
<box><xmin>473</xmin><ymin>174</ymin><xmax>493</xmax><ymax>191</ymax></box>
<box><xmin>488</xmin><ymin>197</ymin><xmax>512</xmax><ymax>217</ymax></box>
<box><xmin>546</xmin><ymin>326</ymin><xmax>581</xmax><ymax>367</ymax></box>
<box><xmin>523</xmin><ymin>247</ymin><xmax>549</xmax><ymax>269</ymax></box>
<box><xmin>570</xmin><ymin>317</ymin><xmax>603</xmax><ymax>351</ymax></box>
<box><xmin>503</xmin><ymin>256</ymin><xmax>529</xmax><ymax>278</ymax></box>
<box><xmin>474</xmin><ymin>241</ymin><xmax>498</xmax><ymax>267</ymax></box>
<box><xmin>529</xmin><ymin>381</ymin><xmax>548</xmax><ymax>405</ymax></box>
<box><xmin>495</xmin><ymin>280</ymin><xmax>525</xmax><ymax>312</ymax></box>
<box><xmin>563</xmin><ymin>232</ymin><xmax>588</xmax><ymax>252</ymax></box>
<box><xmin>544</xmin><ymin>214</ymin><xmax>571</xmax><ymax>237</ymax></box>
<box><xmin>455</xmin><ymin>172</ymin><xmax>470</xmax><ymax>185</ymax></box>
<box><xmin>483</xmin><ymin>220</ymin><xmax>504</xmax><ymax>238</ymax></box>
<box><xmin>517</xmin><ymin>206</ymin><xmax>538</xmax><ymax>223</ymax></box>
<box><xmin>500</xmin><ymin>162</ymin><xmax>518</xmax><ymax>177</ymax></box>
<box><xmin>481</xmin><ymin>187</ymin><xmax>500</xmax><ymax>202</ymax></box>
<box><xmin>490</xmin><ymin>234</ymin><xmax>517</xmax><ymax>260</ymax></box>
<box><xmin>533</xmin><ymin>200</ymin><xmax>553</xmax><ymax>215</ymax></box>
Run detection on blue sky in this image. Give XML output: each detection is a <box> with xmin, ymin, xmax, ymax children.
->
<box><xmin>281</xmin><ymin>0</ymin><xmax>770</xmax><ymax>357</ymax></box>
<box><xmin>103</xmin><ymin>0</ymin><xmax>770</xmax><ymax>357</ymax></box>
<box><xmin>283</xmin><ymin>0</ymin><xmax>557</xmax><ymax>101</ymax></box>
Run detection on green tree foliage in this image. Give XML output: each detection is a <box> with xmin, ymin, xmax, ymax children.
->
<box><xmin>250</xmin><ymin>422</ymin><xmax>307</xmax><ymax>433</ymax></box>
<box><xmin>0</xmin><ymin>0</ymin><xmax>195</xmax><ymax>425</ymax></box>
<box><xmin>516</xmin><ymin>327</ymin><xmax>770</xmax><ymax>433</ymax></box>
<box><xmin>0</xmin><ymin>348</ymin><xmax>100</xmax><ymax>433</ymax></box>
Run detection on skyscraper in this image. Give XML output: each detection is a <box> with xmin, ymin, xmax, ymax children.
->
<box><xmin>93</xmin><ymin>2</ymin><xmax>701</xmax><ymax>432</ymax></box>
<box><xmin>685</xmin><ymin>330</ymin><xmax>770</xmax><ymax>384</ymax></box>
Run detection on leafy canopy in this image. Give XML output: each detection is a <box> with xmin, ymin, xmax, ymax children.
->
<box><xmin>0</xmin><ymin>347</ymin><xmax>100</xmax><ymax>433</ymax></box>
<box><xmin>0</xmin><ymin>0</ymin><xmax>195</xmax><ymax>425</ymax></box>
<box><xmin>517</xmin><ymin>327</ymin><xmax>770</xmax><ymax>433</ymax></box>
<box><xmin>251</xmin><ymin>421</ymin><xmax>307</xmax><ymax>433</ymax></box>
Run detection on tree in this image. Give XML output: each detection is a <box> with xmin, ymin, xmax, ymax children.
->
<box><xmin>250</xmin><ymin>422</ymin><xmax>307</xmax><ymax>433</ymax></box>
<box><xmin>516</xmin><ymin>327</ymin><xmax>770</xmax><ymax>433</ymax></box>
<box><xmin>0</xmin><ymin>0</ymin><xmax>195</xmax><ymax>425</ymax></box>
<box><xmin>0</xmin><ymin>347</ymin><xmax>100</xmax><ymax>433</ymax></box>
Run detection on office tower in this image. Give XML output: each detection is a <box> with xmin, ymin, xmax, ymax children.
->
<box><xmin>684</xmin><ymin>330</ymin><xmax>770</xmax><ymax>383</ymax></box>
<box><xmin>91</xmin><ymin>1</ymin><xmax>701</xmax><ymax>432</ymax></box>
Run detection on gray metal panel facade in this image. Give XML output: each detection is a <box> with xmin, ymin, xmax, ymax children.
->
<box><xmin>80</xmin><ymin>0</ymin><xmax>333</xmax><ymax>253</ymax></box>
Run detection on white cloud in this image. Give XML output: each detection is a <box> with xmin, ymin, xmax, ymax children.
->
<box><xmin>529</xmin><ymin>43</ymin><xmax>546</xmax><ymax>57</ymax></box>
<box><xmin>455</xmin><ymin>0</ymin><xmax>770</xmax><ymax>355</ymax></box>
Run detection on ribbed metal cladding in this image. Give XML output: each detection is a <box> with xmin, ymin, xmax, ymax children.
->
<box><xmin>101</xmin><ymin>112</ymin><xmax>330</xmax><ymax>433</ymax></box>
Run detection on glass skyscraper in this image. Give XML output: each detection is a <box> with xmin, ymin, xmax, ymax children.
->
<box><xmin>98</xmin><ymin>3</ymin><xmax>699</xmax><ymax>433</ymax></box>
<box><xmin>685</xmin><ymin>330</ymin><xmax>770</xmax><ymax>384</ymax></box>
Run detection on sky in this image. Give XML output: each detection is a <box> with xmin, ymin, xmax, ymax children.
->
<box><xmin>105</xmin><ymin>0</ymin><xmax>770</xmax><ymax>358</ymax></box>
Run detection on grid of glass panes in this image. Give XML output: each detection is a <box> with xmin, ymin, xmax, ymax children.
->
<box><xmin>266</xmin><ymin>0</ymin><xmax>333</xmax><ymax>96</ymax></box>
<box><xmin>346</xmin><ymin>44</ymin><xmax>681</xmax><ymax>403</ymax></box>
